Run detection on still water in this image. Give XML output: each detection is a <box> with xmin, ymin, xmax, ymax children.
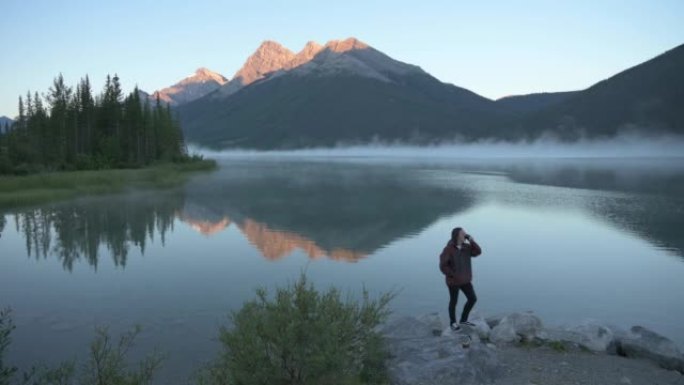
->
<box><xmin>2</xmin><ymin>156</ymin><xmax>684</xmax><ymax>383</ymax></box>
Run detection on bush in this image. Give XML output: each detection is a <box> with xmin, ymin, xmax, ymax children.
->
<box><xmin>199</xmin><ymin>274</ymin><xmax>395</xmax><ymax>385</ymax></box>
<box><xmin>1</xmin><ymin>308</ymin><xmax>17</xmax><ymax>385</ymax></box>
<box><xmin>0</xmin><ymin>308</ymin><xmax>163</xmax><ymax>385</ymax></box>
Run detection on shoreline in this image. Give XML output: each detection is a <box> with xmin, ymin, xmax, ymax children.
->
<box><xmin>383</xmin><ymin>311</ymin><xmax>684</xmax><ymax>384</ymax></box>
<box><xmin>0</xmin><ymin>159</ymin><xmax>216</xmax><ymax>209</ymax></box>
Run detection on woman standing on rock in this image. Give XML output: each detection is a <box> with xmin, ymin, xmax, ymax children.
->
<box><xmin>439</xmin><ymin>227</ymin><xmax>482</xmax><ymax>331</ymax></box>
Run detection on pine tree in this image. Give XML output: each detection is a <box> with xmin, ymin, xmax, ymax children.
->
<box><xmin>1</xmin><ymin>72</ymin><xmax>193</xmax><ymax>174</ymax></box>
<box><xmin>18</xmin><ymin>95</ymin><xmax>25</xmax><ymax>131</ymax></box>
<box><xmin>33</xmin><ymin>91</ymin><xmax>48</xmax><ymax>165</ymax></box>
<box><xmin>76</xmin><ymin>76</ymin><xmax>94</xmax><ymax>166</ymax></box>
<box><xmin>47</xmin><ymin>73</ymin><xmax>73</xmax><ymax>167</ymax></box>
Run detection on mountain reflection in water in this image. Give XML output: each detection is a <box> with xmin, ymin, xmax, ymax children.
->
<box><xmin>1</xmin><ymin>157</ymin><xmax>683</xmax><ymax>271</ymax></box>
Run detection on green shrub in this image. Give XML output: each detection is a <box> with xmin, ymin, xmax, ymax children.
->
<box><xmin>1</xmin><ymin>308</ymin><xmax>17</xmax><ymax>385</ymax></box>
<box><xmin>199</xmin><ymin>273</ymin><xmax>395</xmax><ymax>385</ymax></box>
<box><xmin>548</xmin><ymin>340</ymin><xmax>567</xmax><ymax>352</ymax></box>
<box><xmin>0</xmin><ymin>308</ymin><xmax>163</xmax><ymax>385</ymax></box>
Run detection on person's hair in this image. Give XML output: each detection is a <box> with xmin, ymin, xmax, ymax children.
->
<box><xmin>451</xmin><ymin>227</ymin><xmax>463</xmax><ymax>242</ymax></box>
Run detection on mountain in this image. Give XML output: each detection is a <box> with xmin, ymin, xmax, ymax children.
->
<box><xmin>213</xmin><ymin>40</ymin><xmax>297</xmax><ymax>98</ymax></box>
<box><xmin>151</xmin><ymin>68</ymin><xmax>227</xmax><ymax>106</ymax></box>
<box><xmin>0</xmin><ymin>116</ymin><xmax>13</xmax><ymax>133</ymax></box>
<box><xmin>495</xmin><ymin>91</ymin><xmax>580</xmax><ymax>113</ymax></box>
<box><xmin>513</xmin><ymin>43</ymin><xmax>684</xmax><ymax>140</ymax></box>
<box><xmin>180</xmin><ymin>37</ymin><xmax>503</xmax><ymax>149</ymax></box>
<box><xmin>178</xmin><ymin>39</ymin><xmax>684</xmax><ymax>148</ymax></box>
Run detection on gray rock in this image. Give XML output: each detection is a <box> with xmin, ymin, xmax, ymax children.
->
<box><xmin>417</xmin><ymin>312</ymin><xmax>444</xmax><ymax>337</ymax></box>
<box><xmin>490</xmin><ymin>321</ymin><xmax>519</xmax><ymax>344</ymax></box>
<box><xmin>615</xmin><ymin>326</ymin><xmax>684</xmax><ymax>372</ymax></box>
<box><xmin>545</xmin><ymin>322</ymin><xmax>615</xmax><ymax>352</ymax></box>
<box><xmin>387</xmin><ymin>336</ymin><xmax>502</xmax><ymax>385</ymax></box>
<box><xmin>383</xmin><ymin>316</ymin><xmax>503</xmax><ymax>384</ymax></box>
<box><xmin>569</xmin><ymin>323</ymin><xmax>615</xmax><ymax>352</ymax></box>
<box><xmin>440</xmin><ymin>317</ymin><xmax>491</xmax><ymax>342</ymax></box>
<box><xmin>485</xmin><ymin>313</ymin><xmax>506</xmax><ymax>329</ymax></box>
<box><xmin>468</xmin><ymin>318</ymin><xmax>492</xmax><ymax>341</ymax></box>
<box><xmin>490</xmin><ymin>312</ymin><xmax>543</xmax><ymax>344</ymax></box>
<box><xmin>604</xmin><ymin>325</ymin><xmax>629</xmax><ymax>355</ymax></box>
<box><xmin>382</xmin><ymin>315</ymin><xmax>441</xmax><ymax>340</ymax></box>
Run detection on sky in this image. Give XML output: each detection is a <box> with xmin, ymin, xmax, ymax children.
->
<box><xmin>1</xmin><ymin>0</ymin><xmax>683</xmax><ymax>118</ymax></box>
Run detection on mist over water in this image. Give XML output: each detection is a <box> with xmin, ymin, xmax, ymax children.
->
<box><xmin>189</xmin><ymin>133</ymin><xmax>684</xmax><ymax>159</ymax></box>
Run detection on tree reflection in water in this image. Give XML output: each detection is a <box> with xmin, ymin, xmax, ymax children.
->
<box><xmin>6</xmin><ymin>190</ymin><xmax>184</xmax><ymax>271</ymax></box>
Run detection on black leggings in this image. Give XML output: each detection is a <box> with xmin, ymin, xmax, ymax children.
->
<box><xmin>448</xmin><ymin>282</ymin><xmax>477</xmax><ymax>324</ymax></box>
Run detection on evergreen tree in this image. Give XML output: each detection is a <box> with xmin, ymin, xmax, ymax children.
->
<box><xmin>17</xmin><ymin>96</ymin><xmax>24</xmax><ymax>130</ymax></box>
<box><xmin>1</xmin><ymin>73</ymin><xmax>193</xmax><ymax>174</ymax></box>
<box><xmin>47</xmin><ymin>73</ymin><xmax>73</xmax><ymax>166</ymax></box>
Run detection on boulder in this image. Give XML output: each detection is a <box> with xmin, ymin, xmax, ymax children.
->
<box><xmin>467</xmin><ymin>318</ymin><xmax>492</xmax><ymax>341</ymax></box>
<box><xmin>490</xmin><ymin>312</ymin><xmax>543</xmax><ymax>344</ymax></box>
<box><xmin>570</xmin><ymin>323</ymin><xmax>615</xmax><ymax>352</ymax></box>
<box><xmin>382</xmin><ymin>315</ymin><xmax>442</xmax><ymax>340</ymax></box>
<box><xmin>383</xmin><ymin>316</ymin><xmax>503</xmax><ymax>384</ymax></box>
<box><xmin>484</xmin><ymin>313</ymin><xmax>506</xmax><ymax>329</ymax></box>
<box><xmin>615</xmin><ymin>326</ymin><xmax>684</xmax><ymax>372</ymax></box>
<box><xmin>439</xmin><ymin>318</ymin><xmax>491</xmax><ymax>342</ymax></box>
<box><xmin>417</xmin><ymin>312</ymin><xmax>444</xmax><ymax>337</ymax></box>
<box><xmin>545</xmin><ymin>322</ymin><xmax>616</xmax><ymax>352</ymax></box>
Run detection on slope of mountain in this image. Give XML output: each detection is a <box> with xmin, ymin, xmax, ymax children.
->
<box><xmin>177</xmin><ymin>39</ymin><xmax>684</xmax><ymax>148</ymax></box>
<box><xmin>180</xmin><ymin>37</ymin><xmax>503</xmax><ymax>149</ymax></box>
<box><xmin>495</xmin><ymin>91</ymin><xmax>580</xmax><ymax>113</ymax></box>
<box><xmin>514</xmin><ymin>43</ymin><xmax>684</xmax><ymax>140</ymax></box>
<box><xmin>152</xmin><ymin>68</ymin><xmax>227</xmax><ymax>106</ymax></box>
<box><xmin>0</xmin><ymin>116</ymin><xmax>13</xmax><ymax>133</ymax></box>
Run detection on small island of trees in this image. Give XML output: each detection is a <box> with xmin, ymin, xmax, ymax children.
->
<box><xmin>0</xmin><ymin>73</ymin><xmax>197</xmax><ymax>174</ymax></box>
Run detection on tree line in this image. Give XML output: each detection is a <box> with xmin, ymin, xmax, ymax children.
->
<box><xmin>0</xmin><ymin>73</ymin><xmax>190</xmax><ymax>174</ymax></box>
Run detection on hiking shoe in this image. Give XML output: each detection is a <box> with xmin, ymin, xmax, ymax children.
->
<box><xmin>450</xmin><ymin>323</ymin><xmax>461</xmax><ymax>332</ymax></box>
<box><xmin>460</xmin><ymin>321</ymin><xmax>476</xmax><ymax>327</ymax></box>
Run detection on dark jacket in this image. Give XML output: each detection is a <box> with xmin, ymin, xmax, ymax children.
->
<box><xmin>439</xmin><ymin>239</ymin><xmax>482</xmax><ymax>286</ymax></box>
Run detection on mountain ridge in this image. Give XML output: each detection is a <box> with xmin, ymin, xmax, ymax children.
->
<box><xmin>7</xmin><ymin>38</ymin><xmax>677</xmax><ymax>149</ymax></box>
<box><xmin>151</xmin><ymin>67</ymin><xmax>227</xmax><ymax>106</ymax></box>
<box><xmin>0</xmin><ymin>116</ymin><xmax>13</xmax><ymax>133</ymax></box>
<box><xmin>178</xmin><ymin>37</ymin><xmax>505</xmax><ymax>148</ymax></box>
<box><xmin>511</xmin><ymin>42</ymin><xmax>684</xmax><ymax>140</ymax></box>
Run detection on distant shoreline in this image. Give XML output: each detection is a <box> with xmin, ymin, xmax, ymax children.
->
<box><xmin>0</xmin><ymin>159</ymin><xmax>216</xmax><ymax>209</ymax></box>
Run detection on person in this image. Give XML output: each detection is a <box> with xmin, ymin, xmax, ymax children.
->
<box><xmin>439</xmin><ymin>227</ymin><xmax>482</xmax><ymax>331</ymax></box>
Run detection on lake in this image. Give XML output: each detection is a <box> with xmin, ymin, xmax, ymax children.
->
<box><xmin>2</xmin><ymin>155</ymin><xmax>684</xmax><ymax>384</ymax></box>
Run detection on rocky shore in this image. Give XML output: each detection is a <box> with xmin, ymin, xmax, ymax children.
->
<box><xmin>382</xmin><ymin>312</ymin><xmax>684</xmax><ymax>385</ymax></box>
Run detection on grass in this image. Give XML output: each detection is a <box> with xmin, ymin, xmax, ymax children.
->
<box><xmin>0</xmin><ymin>159</ymin><xmax>216</xmax><ymax>209</ymax></box>
<box><xmin>548</xmin><ymin>340</ymin><xmax>568</xmax><ymax>352</ymax></box>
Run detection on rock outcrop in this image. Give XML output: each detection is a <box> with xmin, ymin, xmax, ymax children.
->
<box><xmin>490</xmin><ymin>312</ymin><xmax>545</xmax><ymax>344</ymax></box>
<box><xmin>382</xmin><ymin>314</ymin><xmax>503</xmax><ymax>385</ymax></box>
<box><xmin>381</xmin><ymin>312</ymin><xmax>684</xmax><ymax>384</ymax></box>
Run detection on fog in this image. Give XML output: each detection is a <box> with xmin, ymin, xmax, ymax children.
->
<box><xmin>189</xmin><ymin>133</ymin><xmax>684</xmax><ymax>160</ymax></box>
